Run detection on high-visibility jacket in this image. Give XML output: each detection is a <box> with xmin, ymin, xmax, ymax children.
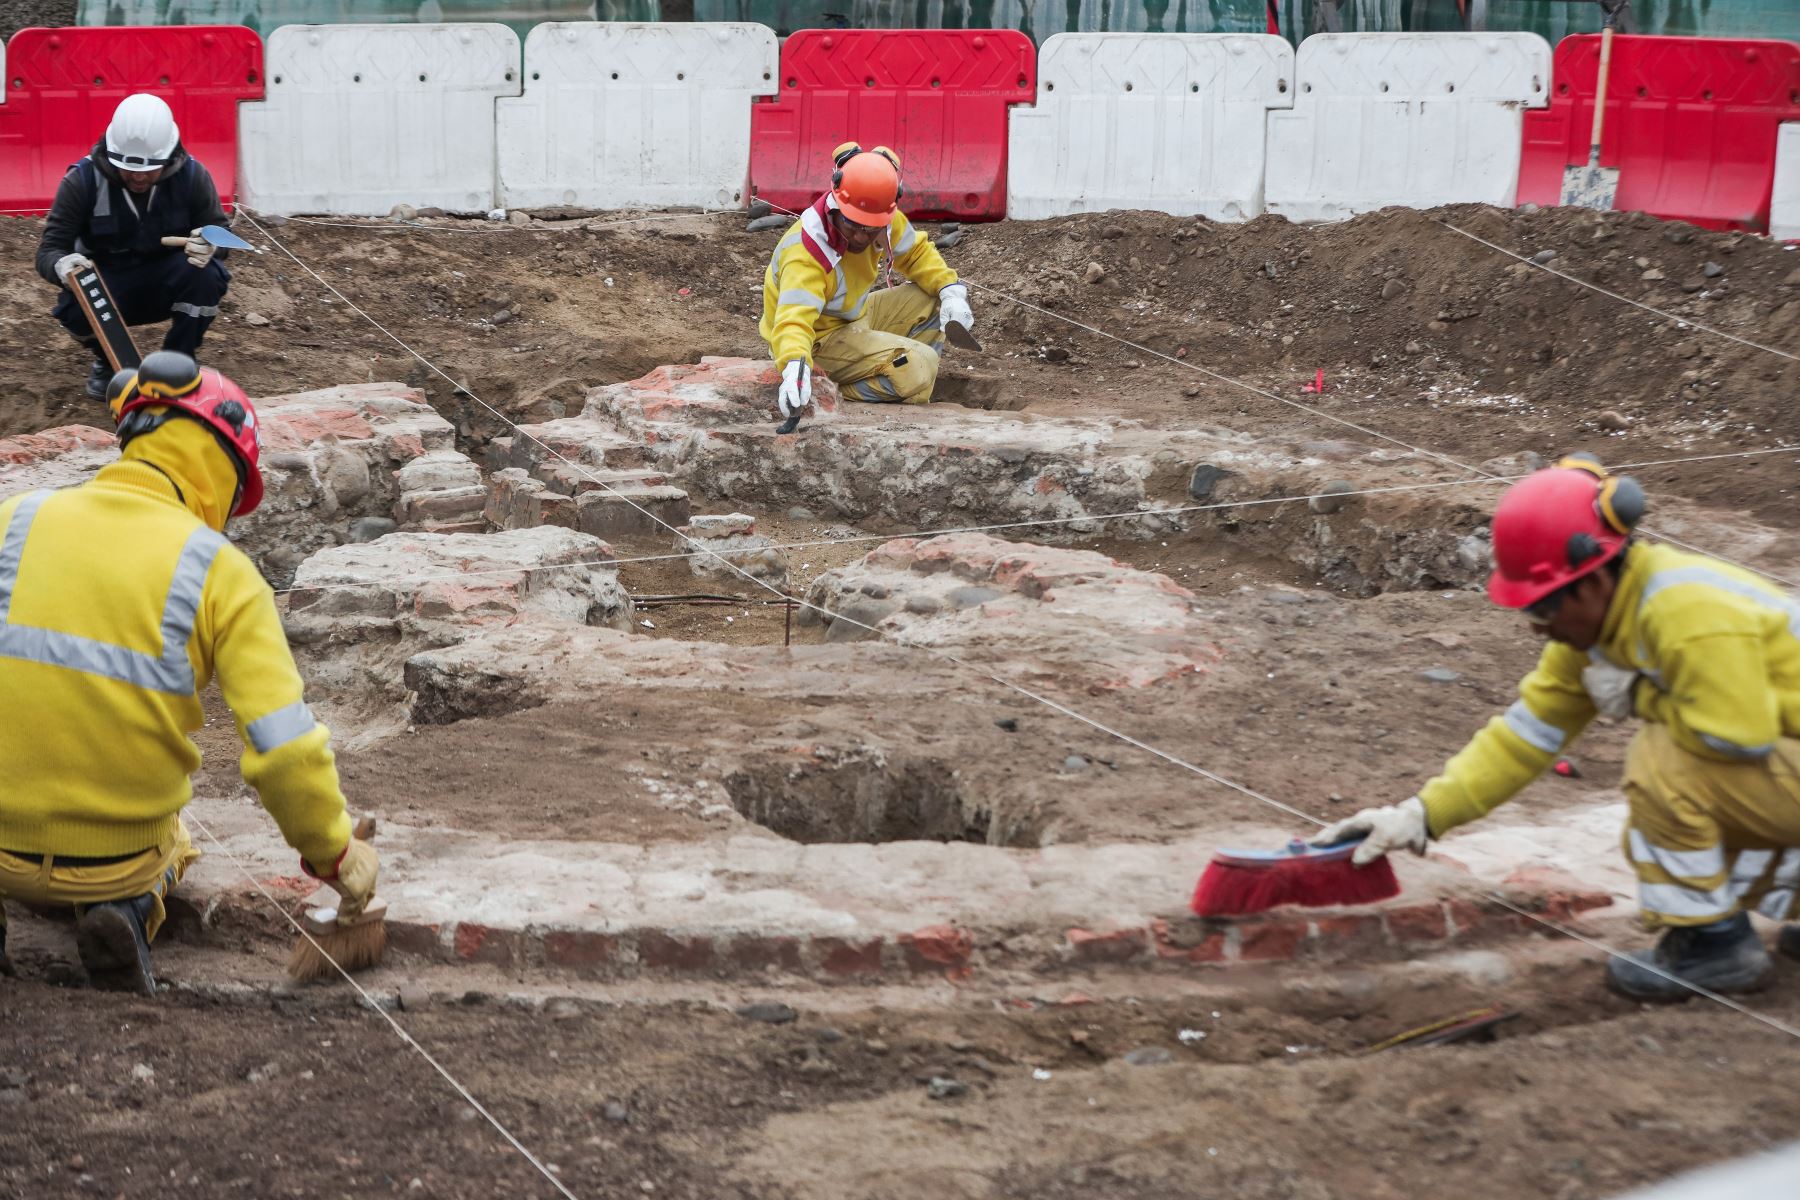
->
<box><xmin>759</xmin><ymin>194</ymin><xmax>958</xmax><ymax>369</ymax></box>
<box><xmin>1421</xmin><ymin>543</ymin><xmax>1800</xmax><ymax>835</ymax></box>
<box><xmin>0</xmin><ymin>460</ymin><xmax>350</xmax><ymax>864</ymax></box>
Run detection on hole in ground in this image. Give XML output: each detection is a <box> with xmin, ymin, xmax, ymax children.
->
<box><xmin>725</xmin><ymin>755</ymin><xmax>1041</xmax><ymax>847</ymax></box>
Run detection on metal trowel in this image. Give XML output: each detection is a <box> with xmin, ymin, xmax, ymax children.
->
<box><xmin>160</xmin><ymin>224</ymin><xmax>263</xmax><ymax>254</ymax></box>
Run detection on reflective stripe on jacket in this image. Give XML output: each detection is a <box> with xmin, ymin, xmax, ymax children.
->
<box><xmin>758</xmin><ymin>193</ymin><xmax>957</xmax><ymax>369</ymax></box>
<box><xmin>1421</xmin><ymin>543</ymin><xmax>1800</xmax><ymax>834</ymax></box>
<box><xmin>0</xmin><ymin>463</ymin><xmax>350</xmax><ymax>862</ymax></box>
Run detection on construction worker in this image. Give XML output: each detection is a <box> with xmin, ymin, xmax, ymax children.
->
<box><xmin>34</xmin><ymin>93</ymin><xmax>234</xmax><ymax>401</ymax></box>
<box><xmin>761</xmin><ymin>143</ymin><xmax>974</xmax><ymax>418</ymax></box>
<box><xmin>1316</xmin><ymin>457</ymin><xmax>1800</xmax><ymax>999</ymax></box>
<box><xmin>0</xmin><ymin>352</ymin><xmax>374</xmax><ymax>993</ymax></box>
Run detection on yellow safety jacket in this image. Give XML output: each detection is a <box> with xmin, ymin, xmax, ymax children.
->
<box><xmin>1422</xmin><ymin>542</ymin><xmax>1800</xmax><ymax>835</ymax></box>
<box><xmin>0</xmin><ymin>460</ymin><xmax>350</xmax><ymax>864</ymax></box>
<box><xmin>759</xmin><ymin>193</ymin><xmax>958</xmax><ymax>369</ymax></box>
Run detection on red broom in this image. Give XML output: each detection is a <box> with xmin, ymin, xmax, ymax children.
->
<box><xmin>1191</xmin><ymin>837</ymin><xmax>1400</xmax><ymax>917</ymax></box>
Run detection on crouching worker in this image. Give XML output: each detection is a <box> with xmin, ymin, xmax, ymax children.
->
<box><xmin>1314</xmin><ymin>457</ymin><xmax>1800</xmax><ymax>1000</ymax></box>
<box><xmin>34</xmin><ymin>93</ymin><xmax>234</xmax><ymax>400</ymax></box>
<box><xmin>760</xmin><ymin>143</ymin><xmax>975</xmax><ymax>421</ymax></box>
<box><xmin>0</xmin><ymin>353</ymin><xmax>375</xmax><ymax>993</ymax></box>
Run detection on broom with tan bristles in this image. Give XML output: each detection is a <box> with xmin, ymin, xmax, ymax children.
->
<box><xmin>287</xmin><ymin>817</ymin><xmax>387</xmax><ymax>982</ymax></box>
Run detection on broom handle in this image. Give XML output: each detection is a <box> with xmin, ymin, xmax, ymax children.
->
<box><xmin>1587</xmin><ymin>21</ymin><xmax>1614</xmax><ymax>167</ymax></box>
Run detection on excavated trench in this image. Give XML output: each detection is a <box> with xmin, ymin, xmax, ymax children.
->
<box><xmin>723</xmin><ymin>754</ymin><xmax>1042</xmax><ymax>847</ymax></box>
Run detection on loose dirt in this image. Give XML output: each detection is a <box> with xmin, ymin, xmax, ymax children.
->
<box><xmin>3</xmin><ymin>198</ymin><xmax>1798</xmax><ymax>1198</ymax></box>
<box><xmin>4</xmin><ymin>942</ymin><xmax>1799</xmax><ymax>1200</ymax></box>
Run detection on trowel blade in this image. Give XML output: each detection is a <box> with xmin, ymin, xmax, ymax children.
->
<box><xmin>199</xmin><ymin>223</ymin><xmax>261</xmax><ymax>253</ymax></box>
<box><xmin>944</xmin><ymin>319</ymin><xmax>983</xmax><ymax>352</ymax></box>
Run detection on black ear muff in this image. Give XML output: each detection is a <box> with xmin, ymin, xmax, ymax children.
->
<box><xmin>1598</xmin><ymin>474</ymin><xmax>1646</xmax><ymax>534</ymax></box>
<box><xmin>1566</xmin><ymin>531</ymin><xmax>1603</xmax><ymax>567</ymax></box>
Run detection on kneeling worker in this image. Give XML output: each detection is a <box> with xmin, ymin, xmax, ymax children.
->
<box><xmin>0</xmin><ymin>353</ymin><xmax>375</xmax><ymax>992</ymax></box>
<box><xmin>761</xmin><ymin>143</ymin><xmax>975</xmax><ymax>420</ymax></box>
<box><xmin>34</xmin><ymin>93</ymin><xmax>234</xmax><ymax>400</ymax></box>
<box><xmin>1315</xmin><ymin>457</ymin><xmax>1800</xmax><ymax>999</ymax></box>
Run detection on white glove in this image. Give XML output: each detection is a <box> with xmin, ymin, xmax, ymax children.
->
<box><xmin>1309</xmin><ymin>796</ymin><xmax>1430</xmax><ymax>866</ymax></box>
<box><xmin>778</xmin><ymin>360</ymin><xmax>812</xmax><ymax>419</ymax></box>
<box><xmin>55</xmin><ymin>252</ymin><xmax>94</xmax><ymax>282</ymax></box>
<box><xmin>938</xmin><ymin>282</ymin><xmax>973</xmax><ymax>333</ymax></box>
<box><xmin>1582</xmin><ymin>662</ymin><xmax>1639</xmax><ymax>720</ymax></box>
<box><xmin>184</xmin><ymin>229</ymin><xmax>217</xmax><ymax>269</ymax></box>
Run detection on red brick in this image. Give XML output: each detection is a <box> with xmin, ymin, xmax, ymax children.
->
<box><xmin>1066</xmin><ymin>927</ymin><xmax>1147</xmax><ymax>964</ymax></box>
<box><xmin>385</xmin><ymin>920</ymin><xmax>445</xmax><ymax>961</ymax></box>
<box><xmin>1150</xmin><ymin>917</ymin><xmax>1221</xmax><ymax>961</ymax></box>
<box><xmin>899</xmin><ymin>924</ymin><xmax>974</xmax><ymax>974</ymax></box>
<box><xmin>728</xmin><ymin>935</ymin><xmax>803</xmax><ymax>972</ymax></box>
<box><xmin>543</xmin><ymin>930</ymin><xmax>619</xmax><ymax>971</ymax></box>
<box><xmin>1183</xmin><ymin>932</ymin><xmax>1230</xmax><ymax>964</ymax></box>
<box><xmin>813</xmin><ymin>937</ymin><xmax>885</xmax><ymax>976</ymax></box>
<box><xmin>1237</xmin><ymin>920</ymin><xmax>1306</xmax><ymax>962</ymax></box>
<box><xmin>1384</xmin><ymin>904</ymin><xmax>1449</xmax><ymax>944</ymax></box>
<box><xmin>1312</xmin><ymin>914</ymin><xmax>1387</xmax><ymax>953</ymax></box>
<box><xmin>453</xmin><ymin>922</ymin><xmax>519</xmax><ymax>967</ymax></box>
<box><xmin>636</xmin><ymin>932</ymin><xmax>714</xmax><ymax>971</ymax></box>
<box><xmin>1442</xmin><ymin>900</ymin><xmax>1490</xmax><ymax>939</ymax></box>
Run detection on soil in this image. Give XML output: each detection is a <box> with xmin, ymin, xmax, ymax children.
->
<box><xmin>4</xmin><ymin>940</ymin><xmax>1800</xmax><ymax>1200</ymax></box>
<box><xmin>4</xmin><ymin>198</ymin><xmax>1799</xmax><ymax>1197</ymax></box>
<box><xmin>0</xmin><ymin>0</ymin><xmax>76</xmax><ymax>45</ymax></box>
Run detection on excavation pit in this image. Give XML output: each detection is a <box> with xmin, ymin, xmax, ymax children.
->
<box><xmin>724</xmin><ymin>754</ymin><xmax>1040</xmax><ymax>847</ymax></box>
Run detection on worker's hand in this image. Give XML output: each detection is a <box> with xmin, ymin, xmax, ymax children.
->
<box><xmin>1309</xmin><ymin>796</ymin><xmax>1430</xmax><ymax>866</ymax></box>
<box><xmin>183</xmin><ymin>229</ymin><xmax>217</xmax><ymax>270</ymax></box>
<box><xmin>938</xmin><ymin>282</ymin><xmax>973</xmax><ymax>334</ymax></box>
<box><xmin>304</xmin><ymin>838</ymin><xmax>380</xmax><ymax>924</ymax></box>
<box><xmin>55</xmin><ymin>253</ymin><xmax>94</xmax><ymax>283</ymax></box>
<box><xmin>778</xmin><ymin>360</ymin><xmax>812</xmax><ymax>419</ymax></box>
<box><xmin>1581</xmin><ymin>662</ymin><xmax>1639</xmax><ymax>720</ymax></box>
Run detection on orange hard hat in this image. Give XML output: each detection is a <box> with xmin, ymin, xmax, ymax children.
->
<box><xmin>832</xmin><ymin>147</ymin><xmax>900</xmax><ymax>227</ymax></box>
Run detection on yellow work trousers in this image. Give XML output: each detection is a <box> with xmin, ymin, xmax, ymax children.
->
<box><xmin>0</xmin><ymin>819</ymin><xmax>199</xmax><ymax>944</ymax></box>
<box><xmin>1622</xmin><ymin>723</ymin><xmax>1800</xmax><ymax>929</ymax></box>
<box><xmin>813</xmin><ymin>283</ymin><xmax>944</xmax><ymax>405</ymax></box>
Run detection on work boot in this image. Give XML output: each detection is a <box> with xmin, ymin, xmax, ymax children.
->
<box><xmin>84</xmin><ymin>359</ymin><xmax>109</xmax><ymax>401</ymax></box>
<box><xmin>75</xmin><ymin>894</ymin><xmax>157</xmax><ymax>995</ymax></box>
<box><xmin>1778</xmin><ymin>925</ymin><xmax>1800</xmax><ymax>962</ymax></box>
<box><xmin>1605</xmin><ymin>914</ymin><xmax>1772</xmax><ymax>1000</ymax></box>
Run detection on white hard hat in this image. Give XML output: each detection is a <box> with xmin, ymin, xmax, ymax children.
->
<box><xmin>105</xmin><ymin>93</ymin><xmax>179</xmax><ymax>171</ymax></box>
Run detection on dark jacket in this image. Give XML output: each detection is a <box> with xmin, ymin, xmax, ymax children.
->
<box><xmin>34</xmin><ymin>142</ymin><xmax>229</xmax><ymax>286</ymax></box>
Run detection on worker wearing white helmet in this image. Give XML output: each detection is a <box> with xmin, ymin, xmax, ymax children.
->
<box><xmin>34</xmin><ymin>94</ymin><xmax>234</xmax><ymax>401</ymax></box>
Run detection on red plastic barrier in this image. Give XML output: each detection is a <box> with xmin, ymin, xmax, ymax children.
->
<box><xmin>1518</xmin><ymin>35</ymin><xmax>1800</xmax><ymax>232</ymax></box>
<box><xmin>749</xmin><ymin>29</ymin><xmax>1036</xmax><ymax>223</ymax></box>
<box><xmin>0</xmin><ymin>26</ymin><xmax>263</xmax><ymax>216</ymax></box>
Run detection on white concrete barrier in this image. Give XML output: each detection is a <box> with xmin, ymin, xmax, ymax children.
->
<box><xmin>1772</xmin><ymin>122</ymin><xmax>1800</xmax><ymax>241</ymax></box>
<box><xmin>1265</xmin><ymin>33</ymin><xmax>1551</xmax><ymax>224</ymax></box>
<box><xmin>1007</xmin><ymin>33</ymin><xmax>1294</xmax><ymax>222</ymax></box>
<box><xmin>239</xmin><ymin>24</ymin><xmax>521</xmax><ymax>217</ymax></box>
<box><xmin>497</xmin><ymin>22</ymin><xmax>777</xmax><ymax>211</ymax></box>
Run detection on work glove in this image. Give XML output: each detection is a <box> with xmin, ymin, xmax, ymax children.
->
<box><xmin>1582</xmin><ymin>661</ymin><xmax>1640</xmax><ymax>720</ymax></box>
<box><xmin>1309</xmin><ymin>796</ymin><xmax>1430</xmax><ymax>866</ymax></box>
<box><xmin>55</xmin><ymin>252</ymin><xmax>94</xmax><ymax>283</ymax></box>
<box><xmin>937</xmin><ymin>282</ymin><xmax>974</xmax><ymax>334</ymax></box>
<box><xmin>778</xmin><ymin>360</ymin><xmax>812</xmax><ymax>419</ymax></box>
<box><xmin>304</xmin><ymin>837</ymin><xmax>380</xmax><ymax>924</ymax></box>
<box><xmin>183</xmin><ymin>229</ymin><xmax>217</xmax><ymax>270</ymax></box>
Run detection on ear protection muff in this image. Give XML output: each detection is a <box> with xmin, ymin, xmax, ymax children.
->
<box><xmin>1554</xmin><ymin>454</ymin><xmax>1646</xmax><ymax>567</ymax></box>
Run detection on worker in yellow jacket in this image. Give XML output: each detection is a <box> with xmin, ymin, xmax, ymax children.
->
<box><xmin>760</xmin><ymin>143</ymin><xmax>974</xmax><ymax>419</ymax></box>
<box><xmin>1316</xmin><ymin>457</ymin><xmax>1800</xmax><ymax>999</ymax></box>
<box><xmin>0</xmin><ymin>351</ymin><xmax>375</xmax><ymax>993</ymax></box>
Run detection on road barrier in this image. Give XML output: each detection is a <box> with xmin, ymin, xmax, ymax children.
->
<box><xmin>749</xmin><ymin>29</ymin><xmax>1035</xmax><ymax>222</ymax></box>
<box><xmin>239</xmin><ymin>24</ymin><xmax>520</xmax><ymax>217</ymax></box>
<box><xmin>1518</xmin><ymin>35</ymin><xmax>1800</xmax><ymax>232</ymax></box>
<box><xmin>1265</xmin><ymin>33</ymin><xmax>1550</xmax><ymax>224</ymax></box>
<box><xmin>0</xmin><ymin>25</ymin><xmax>263</xmax><ymax>215</ymax></box>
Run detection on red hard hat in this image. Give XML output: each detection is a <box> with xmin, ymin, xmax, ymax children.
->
<box><xmin>115</xmin><ymin>350</ymin><xmax>264</xmax><ymax>516</ymax></box>
<box><xmin>1487</xmin><ymin>459</ymin><xmax>1643</xmax><ymax>609</ymax></box>
<box><xmin>832</xmin><ymin>148</ymin><xmax>900</xmax><ymax>227</ymax></box>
